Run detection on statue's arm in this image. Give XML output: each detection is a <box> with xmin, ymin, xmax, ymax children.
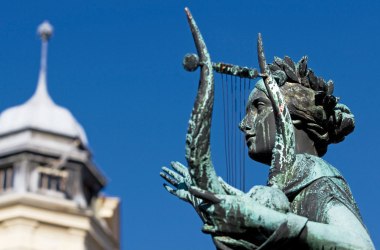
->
<box><xmin>191</xmin><ymin>187</ymin><xmax>374</xmax><ymax>250</ymax></box>
<box><xmin>184</xmin><ymin>8</ymin><xmax>224</xmax><ymax>194</ymax></box>
<box><xmin>257</xmin><ymin>34</ymin><xmax>296</xmax><ymax>188</ymax></box>
<box><xmin>302</xmin><ymin>203</ymin><xmax>375</xmax><ymax>250</ymax></box>
<box><xmin>264</xmin><ymin>207</ymin><xmax>374</xmax><ymax>249</ymax></box>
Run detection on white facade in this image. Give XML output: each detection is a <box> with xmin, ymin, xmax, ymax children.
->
<box><xmin>0</xmin><ymin>21</ymin><xmax>120</xmax><ymax>250</ymax></box>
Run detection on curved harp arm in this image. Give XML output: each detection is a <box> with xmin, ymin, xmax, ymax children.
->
<box><xmin>257</xmin><ymin>34</ymin><xmax>296</xmax><ymax>188</ymax></box>
<box><xmin>184</xmin><ymin>8</ymin><xmax>224</xmax><ymax>194</ymax></box>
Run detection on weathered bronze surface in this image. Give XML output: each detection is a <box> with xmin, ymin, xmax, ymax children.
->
<box><xmin>161</xmin><ymin>8</ymin><xmax>375</xmax><ymax>249</ymax></box>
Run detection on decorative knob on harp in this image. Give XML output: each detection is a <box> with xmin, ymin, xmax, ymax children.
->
<box><xmin>183</xmin><ymin>53</ymin><xmax>260</xmax><ymax>80</ymax></box>
<box><xmin>183</xmin><ymin>53</ymin><xmax>200</xmax><ymax>72</ymax></box>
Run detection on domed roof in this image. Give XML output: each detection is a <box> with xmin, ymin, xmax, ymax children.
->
<box><xmin>0</xmin><ymin>74</ymin><xmax>88</xmax><ymax>144</ymax></box>
<box><xmin>0</xmin><ymin>21</ymin><xmax>88</xmax><ymax>145</ymax></box>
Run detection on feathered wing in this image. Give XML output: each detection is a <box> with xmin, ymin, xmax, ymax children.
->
<box><xmin>257</xmin><ymin>33</ymin><xmax>296</xmax><ymax>189</ymax></box>
<box><xmin>184</xmin><ymin>8</ymin><xmax>225</xmax><ymax>194</ymax></box>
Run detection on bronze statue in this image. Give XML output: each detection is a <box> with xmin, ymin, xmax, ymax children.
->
<box><xmin>161</xmin><ymin>8</ymin><xmax>375</xmax><ymax>249</ymax></box>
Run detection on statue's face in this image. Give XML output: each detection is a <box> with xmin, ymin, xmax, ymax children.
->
<box><xmin>239</xmin><ymin>88</ymin><xmax>276</xmax><ymax>165</ymax></box>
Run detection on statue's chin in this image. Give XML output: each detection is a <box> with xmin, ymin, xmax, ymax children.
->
<box><xmin>249</xmin><ymin>150</ymin><xmax>272</xmax><ymax>166</ymax></box>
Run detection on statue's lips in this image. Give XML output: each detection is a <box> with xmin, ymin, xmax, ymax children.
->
<box><xmin>245</xmin><ymin>134</ymin><xmax>256</xmax><ymax>147</ymax></box>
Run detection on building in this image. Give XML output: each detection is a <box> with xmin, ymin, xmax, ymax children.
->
<box><xmin>0</xmin><ymin>21</ymin><xmax>120</xmax><ymax>250</ymax></box>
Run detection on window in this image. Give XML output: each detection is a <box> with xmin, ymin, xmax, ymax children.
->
<box><xmin>37</xmin><ymin>167</ymin><xmax>68</xmax><ymax>193</ymax></box>
<box><xmin>0</xmin><ymin>166</ymin><xmax>13</xmax><ymax>192</ymax></box>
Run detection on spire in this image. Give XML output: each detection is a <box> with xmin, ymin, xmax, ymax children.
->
<box><xmin>28</xmin><ymin>21</ymin><xmax>54</xmax><ymax>104</ymax></box>
<box><xmin>0</xmin><ymin>20</ymin><xmax>88</xmax><ymax>145</ymax></box>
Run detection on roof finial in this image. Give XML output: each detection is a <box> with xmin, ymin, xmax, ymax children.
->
<box><xmin>38</xmin><ymin>21</ymin><xmax>53</xmax><ymax>42</ymax></box>
<box><xmin>30</xmin><ymin>21</ymin><xmax>54</xmax><ymax>104</ymax></box>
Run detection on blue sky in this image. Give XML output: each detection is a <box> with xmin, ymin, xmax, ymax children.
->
<box><xmin>0</xmin><ymin>1</ymin><xmax>379</xmax><ymax>249</ymax></box>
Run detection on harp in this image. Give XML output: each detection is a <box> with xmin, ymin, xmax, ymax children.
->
<box><xmin>183</xmin><ymin>53</ymin><xmax>261</xmax><ymax>191</ymax></box>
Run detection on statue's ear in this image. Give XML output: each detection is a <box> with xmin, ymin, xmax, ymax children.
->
<box><xmin>315</xmin><ymin>91</ymin><xmax>326</xmax><ymax>106</ymax></box>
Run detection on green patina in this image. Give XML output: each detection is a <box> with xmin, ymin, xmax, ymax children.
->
<box><xmin>161</xmin><ymin>7</ymin><xmax>375</xmax><ymax>250</ymax></box>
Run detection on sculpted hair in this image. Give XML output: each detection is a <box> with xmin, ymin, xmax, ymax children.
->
<box><xmin>256</xmin><ymin>56</ymin><xmax>355</xmax><ymax>156</ymax></box>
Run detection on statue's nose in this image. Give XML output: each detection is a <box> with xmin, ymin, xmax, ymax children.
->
<box><xmin>239</xmin><ymin>120</ymin><xmax>252</xmax><ymax>132</ymax></box>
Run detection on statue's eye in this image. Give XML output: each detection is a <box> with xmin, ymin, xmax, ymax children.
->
<box><xmin>251</xmin><ymin>99</ymin><xmax>267</xmax><ymax>113</ymax></box>
<box><xmin>256</xmin><ymin>101</ymin><xmax>266</xmax><ymax>112</ymax></box>
<box><xmin>257</xmin><ymin>101</ymin><xmax>265</xmax><ymax>108</ymax></box>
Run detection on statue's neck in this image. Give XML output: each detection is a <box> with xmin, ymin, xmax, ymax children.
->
<box><xmin>268</xmin><ymin>126</ymin><xmax>318</xmax><ymax>189</ymax></box>
<box><xmin>294</xmin><ymin>127</ymin><xmax>318</xmax><ymax>156</ymax></box>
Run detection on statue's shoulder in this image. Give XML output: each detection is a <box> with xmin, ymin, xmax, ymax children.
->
<box><xmin>294</xmin><ymin>153</ymin><xmax>342</xmax><ymax>177</ymax></box>
<box><xmin>282</xmin><ymin>154</ymin><xmax>343</xmax><ymax>198</ymax></box>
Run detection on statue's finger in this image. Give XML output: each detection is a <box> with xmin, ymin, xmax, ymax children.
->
<box><xmin>162</xmin><ymin>166</ymin><xmax>184</xmax><ymax>182</ymax></box>
<box><xmin>171</xmin><ymin>161</ymin><xmax>190</xmax><ymax>177</ymax></box>
<box><xmin>160</xmin><ymin>172</ymin><xmax>178</xmax><ymax>187</ymax></box>
<box><xmin>171</xmin><ymin>161</ymin><xmax>193</xmax><ymax>187</ymax></box>
<box><xmin>213</xmin><ymin>237</ymin><xmax>234</xmax><ymax>250</ymax></box>
<box><xmin>218</xmin><ymin>177</ymin><xmax>244</xmax><ymax>196</ymax></box>
<box><xmin>198</xmin><ymin>202</ymin><xmax>212</xmax><ymax>213</ymax></box>
<box><xmin>214</xmin><ymin>236</ymin><xmax>258</xmax><ymax>250</ymax></box>
<box><xmin>189</xmin><ymin>186</ymin><xmax>221</xmax><ymax>204</ymax></box>
<box><xmin>164</xmin><ymin>184</ymin><xmax>193</xmax><ymax>203</ymax></box>
<box><xmin>163</xmin><ymin>184</ymin><xmax>176</xmax><ymax>195</ymax></box>
<box><xmin>202</xmin><ymin>224</ymin><xmax>218</xmax><ymax>234</ymax></box>
<box><xmin>176</xmin><ymin>189</ymin><xmax>193</xmax><ymax>202</ymax></box>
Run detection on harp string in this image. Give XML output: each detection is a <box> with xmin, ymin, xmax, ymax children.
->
<box><xmin>231</xmin><ymin>74</ymin><xmax>236</xmax><ymax>187</ymax></box>
<box><xmin>218</xmin><ymin>73</ymin><xmax>252</xmax><ymax>192</ymax></box>
<box><xmin>242</xmin><ymin>78</ymin><xmax>246</xmax><ymax>191</ymax></box>
<box><xmin>234</xmin><ymin>75</ymin><xmax>238</xmax><ymax>188</ymax></box>
<box><xmin>239</xmin><ymin>77</ymin><xmax>243</xmax><ymax>191</ymax></box>
<box><xmin>226</xmin><ymin>74</ymin><xmax>231</xmax><ymax>183</ymax></box>
<box><xmin>221</xmin><ymin>74</ymin><xmax>230</xmax><ymax>184</ymax></box>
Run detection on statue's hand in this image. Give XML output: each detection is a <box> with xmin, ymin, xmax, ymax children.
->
<box><xmin>189</xmin><ymin>186</ymin><xmax>259</xmax><ymax>235</ymax></box>
<box><xmin>161</xmin><ymin>161</ymin><xmax>209</xmax><ymax>222</ymax></box>
<box><xmin>161</xmin><ymin>163</ymin><xmax>255</xmax><ymax>249</ymax></box>
<box><xmin>160</xmin><ymin>161</ymin><xmax>200</xmax><ymax>205</ymax></box>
